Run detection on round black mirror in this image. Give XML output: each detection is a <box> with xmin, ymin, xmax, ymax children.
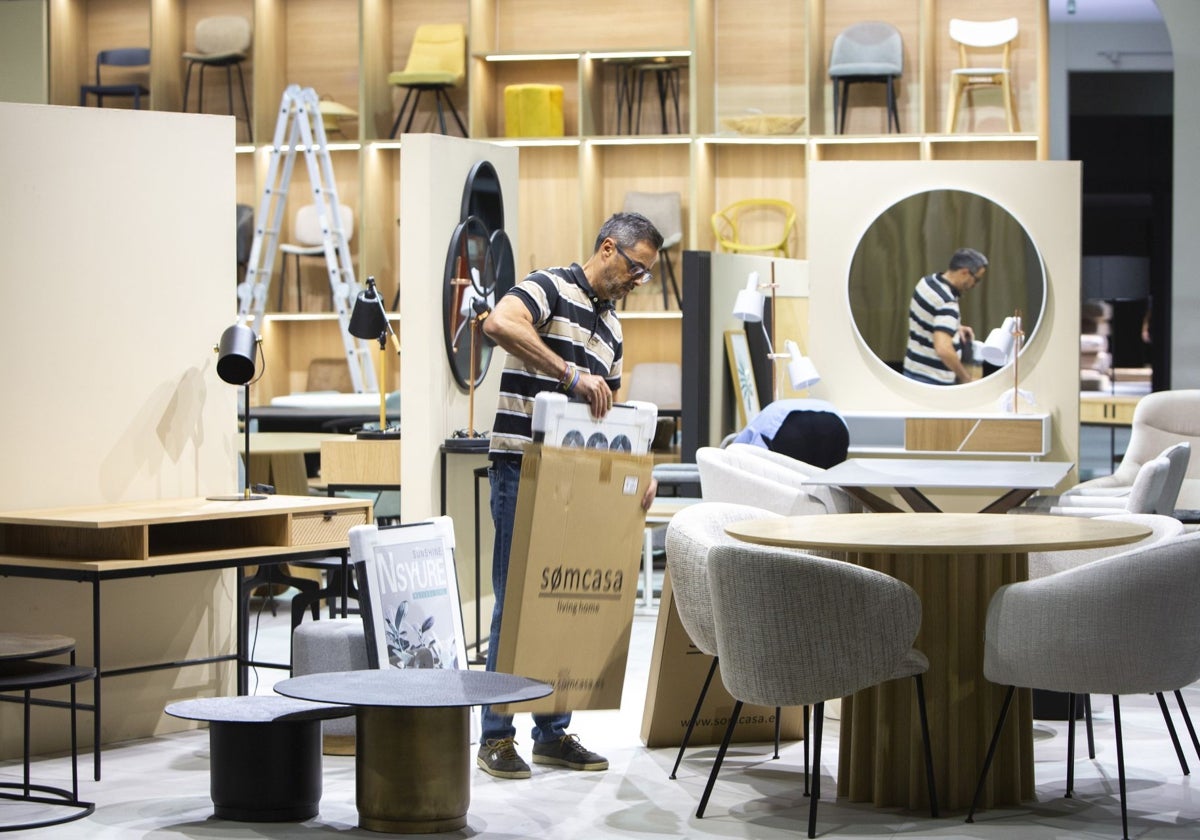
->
<box><xmin>847</xmin><ymin>189</ymin><xmax>1045</xmax><ymax>385</ymax></box>
<box><xmin>443</xmin><ymin>215</ymin><xmax>494</xmax><ymax>390</ymax></box>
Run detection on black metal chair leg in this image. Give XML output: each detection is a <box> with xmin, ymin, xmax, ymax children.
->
<box><xmin>1067</xmin><ymin>692</ymin><xmax>1078</xmax><ymax>797</ymax></box>
<box><xmin>1175</xmin><ymin>688</ymin><xmax>1200</xmax><ymax>762</ymax></box>
<box><xmin>390</xmin><ymin>88</ymin><xmax>417</xmax><ymax>138</ymax></box>
<box><xmin>914</xmin><ymin>673</ymin><xmax>938</xmax><ymax>817</ymax></box>
<box><xmin>803</xmin><ymin>703</ymin><xmax>810</xmax><ymax>796</ymax></box>
<box><xmin>773</xmin><ymin>706</ymin><xmax>781</xmax><ymax>759</ymax></box>
<box><xmin>671</xmin><ymin>656</ymin><xmax>718</xmax><ymax>779</ymax></box>
<box><xmin>697</xmin><ymin>699</ymin><xmax>741</xmax><ymax>818</ymax></box>
<box><xmin>808</xmin><ymin>701</ymin><xmax>824</xmax><ymax>839</ymax></box>
<box><xmin>235</xmin><ymin>62</ymin><xmax>252</xmax><ymax>141</ymax></box>
<box><xmin>1114</xmin><ymin>696</ymin><xmax>1130</xmax><ymax>840</ymax></box>
<box><xmin>1156</xmin><ymin>691</ymin><xmax>1190</xmax><ymax>775</ymax></box>
<box><xmin>967</xmin><ymin>685</ymin><xmax>1016</xmax><ymax>823</ymax></box>
<box><xmin>403</xmin><ymin>89</ymin><xmax>426</xmax><ymax>134</ymax></box>
<box><xmin>1085</xmin><ymin>693</ymin><xmax>1096</xmax><ymax>759</ymax></box>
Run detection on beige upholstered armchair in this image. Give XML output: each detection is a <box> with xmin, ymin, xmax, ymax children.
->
<box><xmin>1071</xmin><ymin>390</ymin><xmax>1200</xmax><ymax>508</ymax></box>
<box><xmin>696</xmin><ymin>446</ymin><xmax>832</xmax><ymax>516</ymax></box>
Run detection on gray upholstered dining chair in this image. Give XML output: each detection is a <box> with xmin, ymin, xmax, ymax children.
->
<box><xmin>828</xmin><ymin>21</ymin><xmax>903</xmax><ymax>134</ymax></box>
<box><xmin>664</xmin><ymin>502</ymin><xmax>787</xmax><ymax>781</ymax></box>
<box><xmin>967</xmin><ymin>533</ymin><xmax>1200</xmax><ymax>839</ymax></box>
<box><xmin>1027</xmin><ymin>512</ymin><xmax>1191</xmax><ymax>768</ymax></box>
<box><xmin>702</xmin><ymin>541</ymin><xmax>938</xmax><ymax>837</ymax></box>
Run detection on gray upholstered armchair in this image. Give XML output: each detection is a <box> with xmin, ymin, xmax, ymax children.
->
<box><xmin>968</xmin><ymin>533</ymin><xmax>1200</xmax><ymax>839</ymax></box>
<box><xmin>664</xmin><ymin>502</ymin><xmax>786</xmax><ymax>781</ymax></box>
<box><xmin>701</xmin><ymin>541</ymin><xmax>937</xmax><ymax>837</ymax></box>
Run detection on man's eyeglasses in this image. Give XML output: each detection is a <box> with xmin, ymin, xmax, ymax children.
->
<box><xmin>614</xmin><ymin>243</ymin><xmax>653</xmax><ymax>285</ymax></box>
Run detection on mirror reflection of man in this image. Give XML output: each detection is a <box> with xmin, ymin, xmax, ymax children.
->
<box><xmin>902</xmin><ymin>247</ymin><xmax>988</xmax><ymax>385</ymax></box>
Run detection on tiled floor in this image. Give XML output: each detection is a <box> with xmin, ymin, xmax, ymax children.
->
<box><xmin>5</xmin><ymin>591</ymin><xmax>1200</xmax><ymax>839</ymax></box>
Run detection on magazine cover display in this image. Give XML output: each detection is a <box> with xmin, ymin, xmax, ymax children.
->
<box><xmin>352</xmin><ymin>517</ymin><xmax>468</xmax><ymax>671</ymax></box>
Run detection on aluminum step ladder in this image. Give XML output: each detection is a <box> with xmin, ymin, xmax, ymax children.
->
<box><xmin>236</xmin><ymin>84</ymin><xmax>376</xmax><ymax>393</ymax></box>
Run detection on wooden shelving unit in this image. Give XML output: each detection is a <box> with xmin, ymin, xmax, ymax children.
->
<box><xmin>46</xmin><ymin>0</ymin><xmax>1047</xmax><ymax>402</ymax></box>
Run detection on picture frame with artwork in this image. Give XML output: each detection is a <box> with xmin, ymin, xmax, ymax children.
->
<box><xmin>725</xmin><ymin>329</ymin><xmax>761</xmax><ymax>426</ymax></box>
<box><xmin>352</xmin><ymin>517</ymin><xmax>468</xmax><ymax>672</ymax></box>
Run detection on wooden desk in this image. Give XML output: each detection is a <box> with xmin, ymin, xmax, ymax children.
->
<box><xmin>0</xmin><ymin>495</ymin><xmax>372</xmax><ymax>778</ymax></box>
<box><xmin>805</xmin><ymin>457</ymin><xmax>1072</xmax><ymax>514</ymax></box>
<box><xmin>320</xmin><ymin>438</ymin><xmax>401</xmax><ymax>490</ymax></box>
<box><xmin>725</xmin><ymin>513</ymin><xmax>1150</xmax><ymax>812</ymax></box>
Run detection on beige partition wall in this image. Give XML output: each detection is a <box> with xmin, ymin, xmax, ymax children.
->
<box><xmin>399</xmin><ymin>134</ymin><xmax>518</xmax><ymax>649</ymax></box>
<box><xmin>0</xmin><ymin>103</ymin><xmax>237</xmax><ymax>756</ymax></box>
<box><xmin>807</xmin><ymin>161</ymin><xmax>1081</xmax><ymax>497</ymax></box>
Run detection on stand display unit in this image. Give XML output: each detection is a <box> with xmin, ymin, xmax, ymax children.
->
<box><xmin>44</xmin><ymin>0</ymin><xmax>1046</xmax><ymax>402</ymax></box>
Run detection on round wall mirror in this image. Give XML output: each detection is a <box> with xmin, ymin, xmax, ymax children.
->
<box><xmin>442</xmin><ymin>215</ymin><xmax>494</xmax><ymax>390</ymax></box>
<box><xmin>460</xmin><ymin>160</ymin><xmax>504</xmax><ymax>234</ymax></box>
<box><xmin>847</xmin><ymin>189</ymin><xmax>1046</xmax><ymax>385</ymax></box>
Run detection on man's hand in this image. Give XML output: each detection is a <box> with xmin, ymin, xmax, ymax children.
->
<box><xmin>641</xmin><ymin>477</ymin><xmax>658</xmax><ymax>512</ymax></box>
<box><xmin>573</xmin><ymin>371</ymin><xmax>613</xmax><ymax>419</ymax></box>
<box><xmin>959</xmin><ymin>324</ymin><xmax>975</xmax><ymax>343</ymax></box>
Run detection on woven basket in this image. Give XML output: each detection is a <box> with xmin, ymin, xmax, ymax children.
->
<box><xmin>720</xmin><ymin>114</ymin><xmax>805</xmax><ymax>135</ymax></box>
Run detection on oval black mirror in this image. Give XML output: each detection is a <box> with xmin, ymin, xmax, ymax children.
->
<box><xmin>460</xmin><ymin>160</ymin><xmax>504</xmax><ymax>234</ymax></box>
<box><xmin>847</xmin><ymin>189</ymin><xmax>1046</xmax><ymax>385</ymax></box>
<box><xmin>443</xmin><ymin>215</ymin><xmax>494</xmax><ymax>390</ymax></box>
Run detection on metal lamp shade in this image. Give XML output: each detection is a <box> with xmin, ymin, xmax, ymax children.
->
<box><xmin>348</xmin><ymin>286</ymin><xmax>388</xmax><ymax>341</ymax></box>
<box><xmin>215</xmin><ymin>324</ymin><xmax>258</xmax><ymax>385</ymax></box>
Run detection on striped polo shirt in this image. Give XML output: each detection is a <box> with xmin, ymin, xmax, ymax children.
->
<box><xmin>903</xmin><ymin>272</ymin><xmax>961</xmax><ymax>385</ymax></box>
<box><xmin>489</xmin><ymin>264</ymin><xmax>623</xmax><ymax>460</ymax></box>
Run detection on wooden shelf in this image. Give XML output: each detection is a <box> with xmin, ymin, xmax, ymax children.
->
<box><xmin>47</xmin><ymin>0</ymin><xmax>1049</xmax><ymax>401</ymax></box>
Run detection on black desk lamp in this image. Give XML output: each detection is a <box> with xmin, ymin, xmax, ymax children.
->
<box><xmin>348</xmin><ymin>276</ymin><xmax>401</xmax><ymax>440</ymax></box>
<box><xmin>209</xmin><ymin>323</ymin><xmax>267</xmax><ymax>501</ymax></box>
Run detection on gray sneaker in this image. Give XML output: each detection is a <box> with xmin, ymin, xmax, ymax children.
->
<box><xmin>531</xmin><ymin>734</ymin><xmax>608</xmax><ymax>771</ymax></box>
<box><xmin>477</xmin><ymin>737</ymin><xmax>531</xmax><ymax>779</ymax></box>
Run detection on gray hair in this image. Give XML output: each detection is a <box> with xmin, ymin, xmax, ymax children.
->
<box><xmin>948</xmin><ymin>247</ymin><xmax>988</xmax><ymax>273</ymax></box>
<box><xmin>593</xmin><ymin>212</ymin><xmax>663</xmax><ymax>254</ymax></box>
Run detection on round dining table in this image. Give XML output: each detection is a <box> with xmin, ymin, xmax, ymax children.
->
<box><xmin>725</xmin><ymin>512</ymin><xmax>1151</xmax><ymax>812</ymax></box>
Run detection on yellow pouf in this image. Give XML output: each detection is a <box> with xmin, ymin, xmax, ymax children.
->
<box><xmin>504</xmin><ymin>84</ymin><xmax>564</xmax><ymax>137</ymax></box>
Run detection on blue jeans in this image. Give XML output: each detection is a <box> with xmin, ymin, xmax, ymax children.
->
<box><xmin>480</xmin><ymin>458</ymin><xmax>571</xmax><ymax>743</ymax></box>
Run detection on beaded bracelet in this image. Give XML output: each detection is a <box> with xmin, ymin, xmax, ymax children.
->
<box><xmin>567</xmin><ymin>367</ymin><xmax>581</xmax><ymax>393</ymax></box>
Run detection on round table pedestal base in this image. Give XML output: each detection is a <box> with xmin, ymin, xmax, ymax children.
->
<box><xmin>357</xmin><ymin>705</ymin><xmax>470</xmax><ymax>834</ymax></box>
<box><xmin>210</xmin><ymin>719</ymin><xmax>323</xmax><ymax>822</ymax></box>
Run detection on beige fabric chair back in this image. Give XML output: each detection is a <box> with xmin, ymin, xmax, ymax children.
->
<box><xmin>664</xmin><ymin>502</ymin><xmax>780</xmax><ymax>657</ymax></box>
<box><xmin>194</xmin><ymin>16</ymin><xmax>252</xmax><ymax>57</ymax></box>
<box><xmin>625</xmin><ymin>362</ymin><xmax>681</xmax><ymax>409</ymax></box>
<box><xmin>622</xmin><ymin>192</ymin><xmax>683</xmax><ymax>248</ymax></box>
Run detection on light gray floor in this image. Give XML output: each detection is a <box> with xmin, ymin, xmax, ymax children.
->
<box><xmin>6</xmin><ymin>591</ymin><xmax>1200</xmax><ymax>839</ymax></box>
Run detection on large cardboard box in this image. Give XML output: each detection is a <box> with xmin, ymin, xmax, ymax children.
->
<box><xmin>640</xmin><ymin>574</ymin><xmax>806</xmax><ymax>747</ymax></box>
<box><xmin>493</xmin><ymin>444</ymin><xmax>652</xmax><ymax>713</ymax></box>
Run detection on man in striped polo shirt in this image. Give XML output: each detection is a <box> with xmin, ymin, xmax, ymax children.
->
<box><xmin>475</xmin><ymin>212</ymin><xmax>662</xmax><ymax>779</ymax></box>
<box><xmin>902</xmin><ymin>247</ymin><xmax>988</xmax><ymax>385</ymax></box>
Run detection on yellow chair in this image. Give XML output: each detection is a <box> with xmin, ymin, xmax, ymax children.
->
<box><xmin>711</xmin><ymin>199</ymin><xmax>796</xmax><ymax>258</ymax></box>
<box><xmin>504</xmin><ymin>84</ymin><xmax>564</xmax><ymax>137</ymax></box>
<box><xmin>945</xmin><ymin>17</ymin><xmax>1019</xmax><ymax>133</ymax></box>
<box><xmin>387</xmin><ymin>23</ymin><xmax>467</xmax><ymax>137</ymax></box>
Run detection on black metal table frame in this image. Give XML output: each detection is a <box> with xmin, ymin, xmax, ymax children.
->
<box><xmin>0</xmin><ymin>547</ymin><xmax>344</xmax><ymax>781</ymax></box>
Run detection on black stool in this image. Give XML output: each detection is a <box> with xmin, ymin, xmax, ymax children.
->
<box><xmin>0</xmin><ymin>655</ymin><xmax>96</xmax><ymax>831</ymax></box>
<box><xmin>165</xmin><ymin>696</ymin><xmax>351</xmax><ymax>822</ymax></box>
